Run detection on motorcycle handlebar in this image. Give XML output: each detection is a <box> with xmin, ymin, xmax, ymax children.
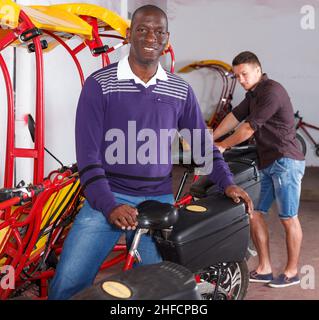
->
<box><xmin>0</xmin><ymin>183</ymin><xmax>47</xmax><ymax>208</ymax></box>
<box><xmin>0</xmin><ymin>164</ymin><xmax>77</xmax><ymax>209</ymax></box>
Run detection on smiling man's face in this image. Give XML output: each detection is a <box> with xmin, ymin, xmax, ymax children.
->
<box><xmin>126</xmin><ymin>9</ymin><xmax>169</xmax><ymax>66</ymax></box>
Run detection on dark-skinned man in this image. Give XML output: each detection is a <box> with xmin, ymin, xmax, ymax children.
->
<box><xmin>49</xmin><ymin>6</ymin><xmax>253</xmax><ymax>300</ymax></box>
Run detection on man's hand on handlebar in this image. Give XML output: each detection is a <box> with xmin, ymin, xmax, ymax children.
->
<box><xmin>224</xmin><ymin>185</ymin><xmax>254</xmax><ymax>216</ymax></box>
<box><xmin>108</xmin><ymin>205</ymin><xmax>138</xmax><ymax>231</ymax></box>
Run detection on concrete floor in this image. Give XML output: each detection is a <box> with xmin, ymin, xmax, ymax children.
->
<box><xmin>246</xmin><ymin>167</ymin><xmax>319</xmax><ymax>300</ymax></box>
<box><xmin>246</xmin><ymin>200</ymin><xmax>319</xmax><ymax>300</ymax></box>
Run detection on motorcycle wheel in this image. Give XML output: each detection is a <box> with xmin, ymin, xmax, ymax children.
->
<box><xmin>197</xmin><ymin>260</ymin><xmax>249</xmax><ymax>300</ymax></box>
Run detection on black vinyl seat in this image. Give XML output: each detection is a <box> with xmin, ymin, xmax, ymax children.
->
<box><xmin>136</xmin><ymin>200</ymin><xmax>178</xmax><ymax>229</ymax></box>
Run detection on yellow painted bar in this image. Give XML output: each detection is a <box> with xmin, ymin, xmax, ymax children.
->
<box><xmin>178</xmin><ymin>60</ymin><xmax>233</xmax><ymax>73</ymax></box>
<box><xmin>0</xmin><ymin>0</ymin><xmax>20</xmax><ymax>29</ymax></box>
<box><xmin>52</xmin><ymin>3</ymin><xmax>129</xmax><ymax>37</ymax></box>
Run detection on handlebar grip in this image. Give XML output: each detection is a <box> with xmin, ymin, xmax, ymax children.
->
<box><xmin>295</xmin><ymin>112</ymin><xmax>303</xmax><ymax>122</ymax></box>
<box><xmin>92</xmin><ymin>45</ymin><xmax>109</xmax><ymax>55</ymax></box>
<box><xmin>19</xmin><ymin>28</ymin><xmax>42</xmax><ymax>42</ymax></box>
<box><xmin>0</xmin><ymin>184</ymin><xmax>44</xmax><ymax>206</ymax></box>
<box><xmin>0</xmin><ymin>197</ymin><xmax>21</xmax><ymax>210</ymax></box>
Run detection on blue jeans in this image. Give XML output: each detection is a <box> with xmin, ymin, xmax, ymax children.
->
<box><xmin>48</xmin><ymin>193</ymin><xmax>174</xmax><ymax>300</ymax></box>
<box><xmin>256</xmin><ymin>157</ymin><xmax>305</xmax><ymax>219</ymax></box>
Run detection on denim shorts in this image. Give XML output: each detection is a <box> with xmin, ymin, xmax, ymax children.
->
<box><xmin>256</xmin><ymin>157</ymin><xmax>305</xmax><ymax>219</ymax></box>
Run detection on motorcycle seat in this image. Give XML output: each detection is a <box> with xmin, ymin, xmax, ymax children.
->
<box><xmin>136</xmin><ymin>200</ymin><xmax>178</xmax><ymax>230</ymax></box>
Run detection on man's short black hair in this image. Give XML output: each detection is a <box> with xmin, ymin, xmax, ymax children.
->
<box><xmin>131</xmin><ymin>5</ymin><xmax>168</xmax><ymax>29</ymax></box>
<box><xmin>232</xmin><ymin>51</ymin><xmax>261</xmax><ymax>68</ymax></box>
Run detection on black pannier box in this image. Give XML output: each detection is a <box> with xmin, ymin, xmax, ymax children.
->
<box><xmin>190</xmin><ymin>159</ymin><xmax>261</xmax><ymax>206</ymax></box>
<box><xmin>155</xmin><ymin>196</ymin><xmax>249</xmax><ymax>272</ymax></box>
<box><xmin>208</xmin><ymin>160</ymin><xmax>261</xmax><ymax>206</ymax></box>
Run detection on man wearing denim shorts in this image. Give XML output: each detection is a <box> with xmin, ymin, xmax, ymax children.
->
<box><xmin>213</xmin><ymin>51</ymin><xmax>305</xmax><ymax>288</ymax></box>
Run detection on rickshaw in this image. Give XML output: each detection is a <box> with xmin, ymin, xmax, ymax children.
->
<box><xmin>178</xmin><ymin>60</ymin><xmax>236</xmax><ymax>129</ymax></box>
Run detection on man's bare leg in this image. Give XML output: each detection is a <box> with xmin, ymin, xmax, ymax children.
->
<box><xmin>250</xmin><ymin>211</ymin><xmax>272</xmax><ymax>274</ymax></box>
<box><xmin>280</xmin><ymin>216</ymin><xmax>302</xmax><ymax>278</ymax></box>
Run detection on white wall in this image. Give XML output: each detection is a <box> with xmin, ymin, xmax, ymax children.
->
<box><xmin>168</xmin><ymin>0</ymin><xmax>319</xmax><ymax>166</ymax></box>
<box><xmin>128</xmin><ymin>0</ymin><xmax>167</xmax><ymax>16</ymax></box>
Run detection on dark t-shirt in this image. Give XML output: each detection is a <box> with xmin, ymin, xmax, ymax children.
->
<box><xmin>232</xmin><ymin>74</ymin><xmax>304</xmax><ymax>169</ymax></box>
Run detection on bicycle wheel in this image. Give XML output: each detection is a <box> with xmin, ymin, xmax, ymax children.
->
<box><xmin>296</xmin><ymin>133</ymin><xmax>307</xmax><ymax>156</ymax></box>
<box><xmin>197</xmin><ymin>260</ymin><xmax>249</xmax><ymax>300</ymax></box>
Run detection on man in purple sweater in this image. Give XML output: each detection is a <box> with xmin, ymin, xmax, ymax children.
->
<box><xmin>49</xmin><ymin>5</ymin><xmax>252</xmax><ymax>300</ymax></box>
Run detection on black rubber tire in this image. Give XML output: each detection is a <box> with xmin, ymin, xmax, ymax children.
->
<box><xmin>198</xmin><ymin>260</ymin><xmax>249</xmax><ymax>300</ymax></box>
<box><xmin>296</xmin><ymin>133</ymin><xmax>307</xmax><ymax>156</ymax></box>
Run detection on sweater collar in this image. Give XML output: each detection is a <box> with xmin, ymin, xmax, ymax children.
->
<box><xmin>117</xmin><ymin>55</ymin><xmax>168</xmax><ymax>88</ymax></box>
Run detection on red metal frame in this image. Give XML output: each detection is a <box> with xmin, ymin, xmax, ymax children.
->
<box><xmin>0</xmin><ymin>30</ymin><xmax>18</xmax><ymax>51</ymax></box>
<box><xmin>0</xmin><ymin>171</ymin><xmax>80</xmax><ymax>300</ymax></box>
<box><xmin>207</xmin><ymin>66</ymin><xmax>236</xmax><ymax>129</ymax></box>
<box><xmin>296</xmin><ymin>117</ymin><xmax>319</xmax><ymax>147</ymax></box>
<box><xmin>0</xmin><ymin>52</ymin><xmax>14</xmax><ymax>189</ymax></box>
<box><xmin>1</xmin><ymin>10</ymin><xmax>45</xmax><ymax>188</ymax></box>
<box><xmin>165</xmin><ymin>45</ymin><xmax>175</xmax><ymax>73</ymax></box>
<box><xmin>180</xmin><ymin>63</ymin><xmax>236</xmax><ymax>129</ymax></box>
<box><xmin>43</xmin><ymin>30</ymin><xmax>85</xmax><ymax>86</ymax></box>
<box><xmin>80</xmin><ymin>16</ymin><xmax>110</xmax><ymax>67</ymax></box>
